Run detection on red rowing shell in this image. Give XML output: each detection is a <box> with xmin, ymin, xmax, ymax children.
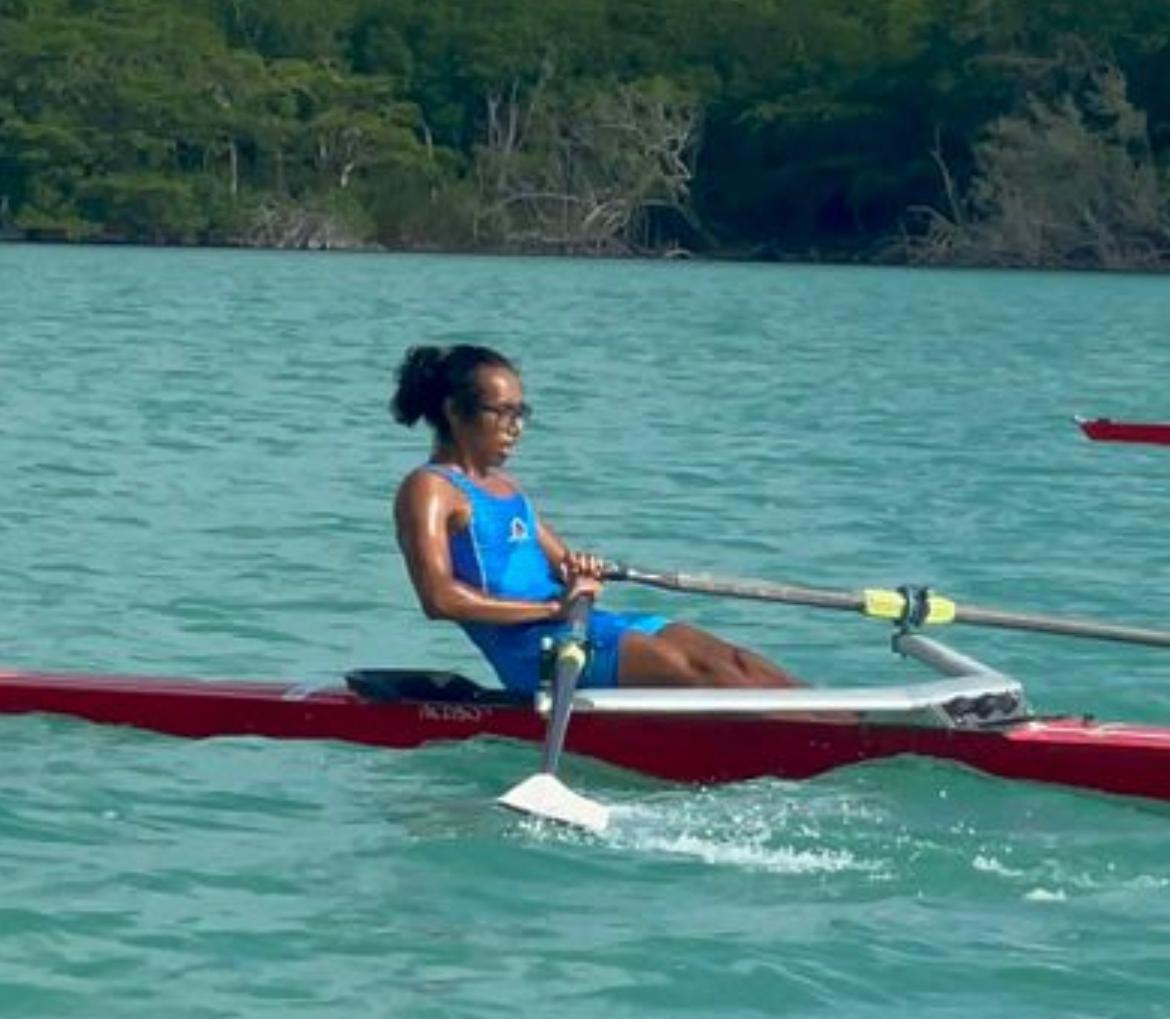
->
<box><xmin>4</xmin><ymin>668</ymin><xmax>1170</xmax><ymax>805</ymax></box>
<box><xmin>1077</xmin><ymin>417</ymin><xmax>1170</xmax><ymax>446</ymax></box>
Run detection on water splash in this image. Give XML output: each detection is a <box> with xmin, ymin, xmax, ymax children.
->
<box><xmin>513</xmin><ymin>782</ymin><xmax>890</xmax><ymax>876</ymax></box>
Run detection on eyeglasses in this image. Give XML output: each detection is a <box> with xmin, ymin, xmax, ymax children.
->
<box><xmin>477</xmin><ymin>401</ymin><xmax>533</xmax><ymax>428</ymax></box>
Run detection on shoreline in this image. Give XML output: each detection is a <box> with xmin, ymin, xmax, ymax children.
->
<box><xmin>5</xmin><ymin>234</ymin><xmax>1170</xmax><ymax>277</ymax></box>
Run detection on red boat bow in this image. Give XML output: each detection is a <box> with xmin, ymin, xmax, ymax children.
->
<box><xmin>1076</xmin><ymin>417</ymin><xmax>1170</xmax><ymax>446</ymax></box>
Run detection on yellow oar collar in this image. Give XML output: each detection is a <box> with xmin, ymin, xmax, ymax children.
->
<box><xmin>862</xmin><ymin>586</ymin><xmax>957</xmax><ymax>628</ymax></box>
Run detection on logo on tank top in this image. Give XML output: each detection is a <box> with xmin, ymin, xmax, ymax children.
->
<box><xmin>508</xmin><ymin>516</ymin><xmax>529</xmax><ymax>543</ymax></box>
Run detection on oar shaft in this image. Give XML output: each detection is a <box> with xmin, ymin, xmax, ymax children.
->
<box><xmin>953</xmin><ymin>604</ymin><xmax>1170</xmax><ymax>648</ymax></box>
<box><xmin>541</xmin><ymin>594</ymin><xmax>592</xmax><ymax>774</ymax></box>
<box><xmin>606</xmin><ymin>562</ymin><xmax>1170</xmax><ymax>649</ymax></box>
<box><xmin>613</xmin><ymin>564</ymin><xmax>863</xmax><ymax>613</ymax></box>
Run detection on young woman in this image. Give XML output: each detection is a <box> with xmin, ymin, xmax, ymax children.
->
<box><xmin>391</xmin><ymin>344</ymin><xmax>802</xmax><ymax>692</ymax></box>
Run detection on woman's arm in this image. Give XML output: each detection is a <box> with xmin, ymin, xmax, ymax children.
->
<box><xmin>395</xmin><ymin>471</ymin><xmax>564</xmax><ymax>624</ymax></box>
<box><xmin>537</xmin><ymin>518</ymin><xmax>570</xmax><ymax>571</ymax></box>
<box><xmin>538</xmin><ymin>518</ymin><xmax>605</xmax><ymax>581</ymax></box>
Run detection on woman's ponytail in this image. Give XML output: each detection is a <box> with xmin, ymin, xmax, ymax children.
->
<box><xmin>391</xmin><ymin>345</ymin><xmax>446</xmax><ymax>427</ymax></box>
<box><xmin>390</xmin><ymin>344</ymin><xmax>517</xmax><ymax>439</ymax></box>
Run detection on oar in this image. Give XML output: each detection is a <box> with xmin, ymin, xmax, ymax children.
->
<box><xmin>498</xmin><ymin>594</ymin><xmax>609</xmax><ymax>833</ymax></box>
<box><xmin>603</xmin><ymin>562</ymin><xmax>1170</xmax><ymax>649</ymax></box>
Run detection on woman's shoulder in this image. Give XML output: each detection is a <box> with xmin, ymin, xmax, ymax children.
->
<box><xmin>397</xmin><ymin>465</ymin><xmax>458</xmax><ymax>503</ymax></box>
<box><xmin>395</xmin><ymin>467</ymin><xmax>470</xmax><ymax>532</ymax></box>
<box><xmin>398</xmin><ymin>464</ymin><xmax>531</xmax><ymax>508</ymax></box>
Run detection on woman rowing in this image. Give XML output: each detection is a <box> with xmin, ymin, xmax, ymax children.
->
<box><xmin>391</xmin><ymin>344</ymin><xmax>802</xmax><ymax>692</ymax></box>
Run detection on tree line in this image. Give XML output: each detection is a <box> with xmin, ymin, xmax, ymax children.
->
<box><xmin>3</xmin><ymin>0</ymin><xmax>1170</xmax><ymax>268</ymax></box>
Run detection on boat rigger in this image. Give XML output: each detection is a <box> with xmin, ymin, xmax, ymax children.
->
<box><xmin>3</xmin><ymin>633</ymin><xmax>1170</xmax><ymax>810</ymax></box>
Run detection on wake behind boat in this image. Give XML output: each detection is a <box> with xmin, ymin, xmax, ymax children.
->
<box><xmin>4</xmin><ymin>631</ymin><xmax>1170</xmax><ymax>809</ymax></box>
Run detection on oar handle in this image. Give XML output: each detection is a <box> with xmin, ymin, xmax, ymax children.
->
<box><xmin>563</xmin><ymin>590</ymin><xmax>593</xmax><ymax>638</ymax></box>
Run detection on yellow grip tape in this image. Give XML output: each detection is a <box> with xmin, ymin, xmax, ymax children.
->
<box><xmin>556</xmin><ymin>642</ymin><xmax>588</xmax><ymax>672</ymax></box>
<box><xmin>862</xmin><ymin>589</ymin><xmax>956</xmax><ymax>625</ymax></box>
<box><xmin>923</xmin><ymin>595</ymin><xmax>956</xmax><ymax>625</ymax></box>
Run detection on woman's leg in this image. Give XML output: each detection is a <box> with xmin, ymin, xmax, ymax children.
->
<box><xmin>617</xmin><ymin>623</ymin><xmax>803</xmax><ymax>688</ymax></box>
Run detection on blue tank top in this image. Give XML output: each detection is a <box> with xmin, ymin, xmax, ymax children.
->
<box><xmin>419</xmin><ymin>463</ymin><xmax>669</xmax><ymax>692</ymax></box>
<box><xmin>423</xmin><ymin>464</ymin><xmax>562</xmax><ymax>660</ymax></box>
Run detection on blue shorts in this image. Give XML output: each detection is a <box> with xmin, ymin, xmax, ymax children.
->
<box><xmin>466</xmin><ymin>610</ymin><xmax>670</xmax><ymax>693</ymax></box>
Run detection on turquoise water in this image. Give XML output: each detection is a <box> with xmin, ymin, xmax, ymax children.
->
<box><xmin>2</xmin><ymin>243</ymin><xmax>1169</xmax><ymax>1016</ymax></box>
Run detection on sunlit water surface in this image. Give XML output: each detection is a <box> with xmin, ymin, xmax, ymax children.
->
<box><xmin>2</xmin><ymin>244</ymin><xmax>1169</xmax><ymax>1017</ymax></box>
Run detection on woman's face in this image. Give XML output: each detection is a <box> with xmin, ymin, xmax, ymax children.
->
<box><xmin>450</xmin><ymin>366</ymin><xmax>530</xmax><ymax>466</ymax></box>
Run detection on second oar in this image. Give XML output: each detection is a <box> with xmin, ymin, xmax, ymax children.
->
<box><xmin>498</xmin><ymin>594</ymin><xmax>609</xmax><ymax>832</ymax></box>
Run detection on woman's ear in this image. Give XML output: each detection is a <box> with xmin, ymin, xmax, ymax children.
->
<box><xmin>442</xmin><ymin>395</ymin><xmax>460</xmax><ymax>431</ymax></box>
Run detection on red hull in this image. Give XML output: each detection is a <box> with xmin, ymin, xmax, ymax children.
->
<box><xmin>4</xmin><ymin>668</ymin><xmax>1170</xmax><ymax>804</ymax></box>
<box><xmin>1077</xmin><ymin>417</ymin><xmax>1170</xmax><ymax>446</ymax></box>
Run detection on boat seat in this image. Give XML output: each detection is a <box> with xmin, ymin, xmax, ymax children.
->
<box><xmin>345</xmin><ymin>668</ymin><xmax>527</xmax><ymax>706</ymax></box>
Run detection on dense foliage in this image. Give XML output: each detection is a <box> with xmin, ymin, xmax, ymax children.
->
<box><xmin>3</xmin><ymin>0</ymin><xmax>1170</xmax><ymax>265</ymax></box>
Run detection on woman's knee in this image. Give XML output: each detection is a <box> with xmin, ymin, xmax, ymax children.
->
<box><xmin>681</xmin><ymin>642</ymin><xmax>786</xmax><ymax>688</ymax></box>
<box><xmin>651</xmin><ymin>625</ymin><xmax>739</xmax><ymax>685</ymax></box>
<box><xmin>617</xmin><ymin>632</ymin><xmax>692</xmax><ymax>685</ymax></box>
<box><xmin>623</xmin><ymin>626</ymin><xmax>787</xmax><ymax>688</ymax></box>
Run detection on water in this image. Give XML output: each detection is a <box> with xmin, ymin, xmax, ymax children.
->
<box><xmin>2</xmin><ymin>244</ymin><xmax>1169</xmax><ymax>1016</ymax></box>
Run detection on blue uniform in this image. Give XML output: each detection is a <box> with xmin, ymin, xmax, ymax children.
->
<box><xmin>425</xmin><ymin>465</ymin><xmax>668</xmax><ymax>692</ymax></box>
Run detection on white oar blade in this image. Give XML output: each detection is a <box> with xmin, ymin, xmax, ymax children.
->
<box><xmin>498</xmin><ymin>774</ymin><xmax>610</xmax><ymax>834</ymax></box>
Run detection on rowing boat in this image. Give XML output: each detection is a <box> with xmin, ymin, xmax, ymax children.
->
<box><xmin>4</xmin><ymin>634</ymin><xmax>1170</xmax><ymax>806</ymax></box>
<box><xmin>1076</xmin><ymin>416</ymin><xmax>1170</xmax><ymax>446</ymax></box>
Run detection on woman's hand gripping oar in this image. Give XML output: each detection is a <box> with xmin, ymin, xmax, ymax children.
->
<box><xmin>602</xmin><ymin>562</ymin><xmax>1170</xmax><ymax>649</ymax></box>
<box><xmin>498</xmin><ymin>592</ymin><xmax>609</xmax><ymax>833</ymax></box>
